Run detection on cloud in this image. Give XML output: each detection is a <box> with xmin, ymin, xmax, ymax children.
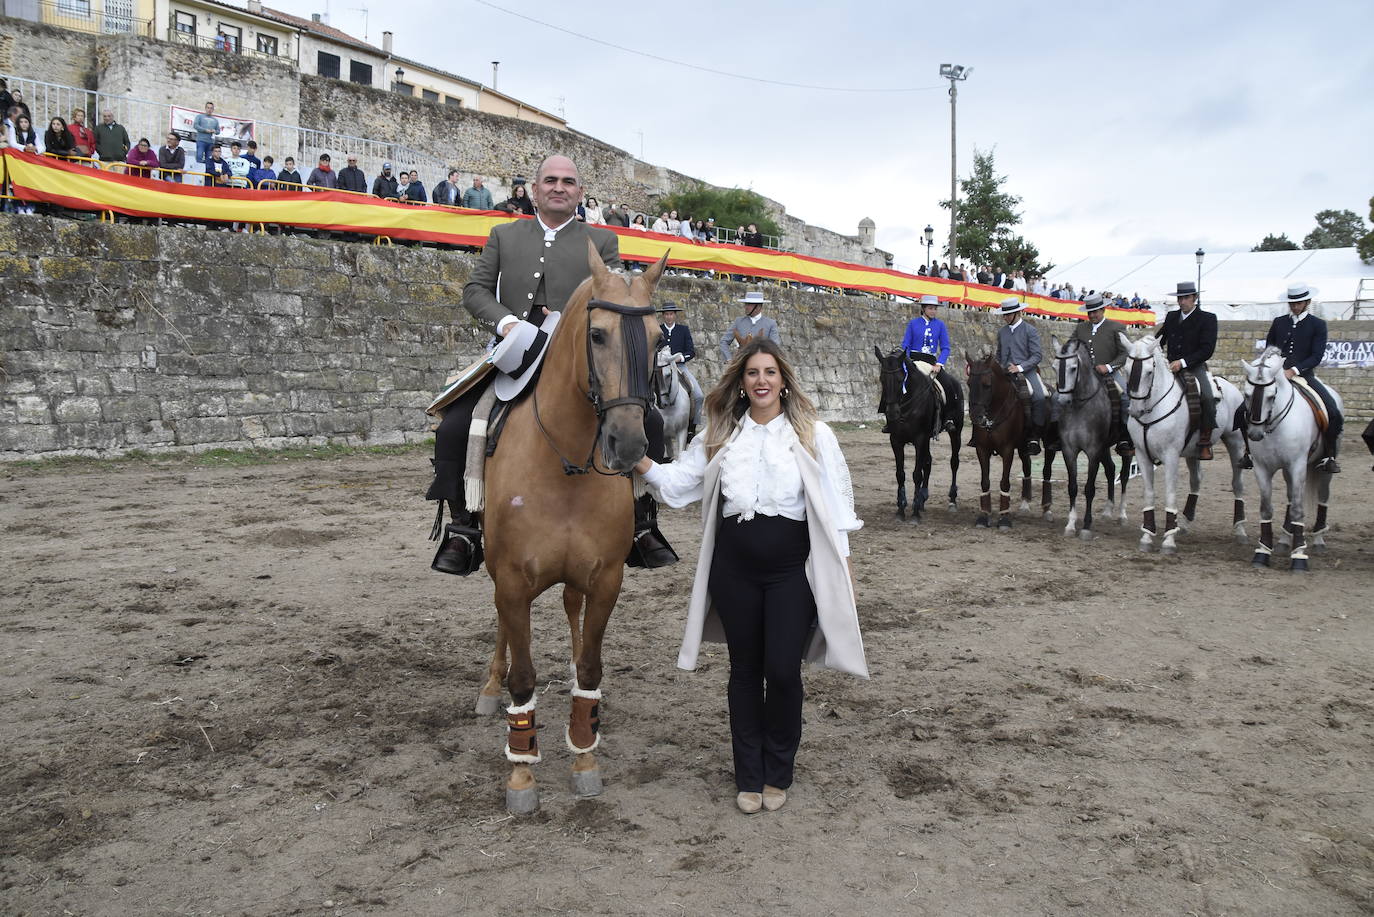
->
<box><xmin>1127</xmin><ymin>237</ymin><xmax>1208</xmax><ymax>256</ymax></box>
<box><xmin>1171</xmin><ymin>86</ymin><xmax>1256</xmax><ymax>136</ymax></box>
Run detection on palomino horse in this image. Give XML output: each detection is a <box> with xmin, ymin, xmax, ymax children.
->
<box><xmin>652</xmin><ymin>344</ymin><xmax>692</xmax><ymax>460</ymax></box>
<box><xmin>874</xmin><ymin>348</ymin><xmax>961</xmax><ymax>521</ymax></box>
<box><xmin>965</xmin><ymin>352</ymin><xmax>1040</xmax><ymax>529</ymax></box>
<box><xmin>1241</xmin><ymin>346</ymin><xmax>1341</xmax><ymax>572</ymax></box>
<box><xmin>1123</xmin><ymin>333</ymin><xmax>1247</xmax><ymax>554</ymax></box>
<box><xmin>475</xmin><ymin>244</ymin><xmax>670</xmax><ymax>814</ymax></box>
<box><xmin>1049</xmin><ymin>335</ymin><xmax>1129</xmax><ymax>539</ymax></box>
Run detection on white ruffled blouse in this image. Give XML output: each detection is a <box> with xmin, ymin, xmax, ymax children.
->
<box><xmin>642</xmin><ymin>414</ymin><xmax>862</xmax><ymax>555</ymax></box>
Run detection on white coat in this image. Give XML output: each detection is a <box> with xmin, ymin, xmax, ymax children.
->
<box><xmin>644</xmin><ymin>419</ymin><xmax>869</xmax><ymax>678</ymax></box>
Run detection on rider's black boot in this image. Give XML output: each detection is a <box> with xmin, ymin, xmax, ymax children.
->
<box><xmin>627</xmin><ymin>494</ymin><xmax>678</xmax><ymax>568</ymax></box>
<box><xmin>431</xmin><ymin>504</ymin><xmax>484</xmax><ymax>576</ymax></box>
<box><xmin>1317</xmin><ymin>430</ymin><xmax>1341</xmax><ymax>473</ymax></box>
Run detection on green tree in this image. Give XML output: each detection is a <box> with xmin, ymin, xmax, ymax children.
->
<box><xmin>1251</xmin><ymin>233</ymin><xmax>1300</xmax><ymax>252</ymax></box>
<box><xmin>658</xmin><ymin>187</ymin><xmax>780</xmax><ymax>239</ymax></box>
<box><xmin>1302</xmin><ymin>208</ymin><xmax>1367</xmax><ymax>249</ymax></box>
<box><xmin>1358</xmin><ymin>196</ymin><xmax>1374</xmax><ymax>265</ymax></box>
<box><xmin>939</xmin><ymin>148</ymin><xmax>1052</xmax><ymax>275</ymax></box>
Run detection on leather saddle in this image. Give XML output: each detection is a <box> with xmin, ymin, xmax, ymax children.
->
<box><xmin>1289</xmin><ymin>377</ymin><xmax>1329</xmax><ymax>433</ymax></box>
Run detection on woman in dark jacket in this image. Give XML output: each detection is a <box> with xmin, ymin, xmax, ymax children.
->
<box><xmin>500</xmin><ymin>182</ymin><xmax>535</xmax><ymax>215</ymax></box>
<box><xmin>44</xmin><ymin>117</ymin><xmax>75</xmax><ymax>158</ymax></box>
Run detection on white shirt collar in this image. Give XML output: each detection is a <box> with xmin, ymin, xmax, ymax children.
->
<box><xmin>537</xmin><ymin>214</ymin><xmax>576</xmax><ymax>240</ymax></box>
<box><xmin>748</xmin><ymin>313</ymin><xmax>763</xmax><ymax>325</ymax></box>
<box><xmin>1091</xmin><ymin>318</ymin><xmax>1105</xmax><ymax>332</ymax></box>
<box><xmin>1291</xmin><ymin>310</ymin><xmax>1308</xmax><ymax>323</ymax></box>
<box><xmin>1009</xmin><ymin>318</ymin><xmax>1023</xmax><ymax>330</ymax></box>
<box><xmin>741</xmin><ymin>412</ymin><xmax>788</xmax><ymax>433</ymax></box>
<box><xmin>1179</xmin><ymin>307</ymin><xmax>1195</xmax><ymax>320</ymax></box>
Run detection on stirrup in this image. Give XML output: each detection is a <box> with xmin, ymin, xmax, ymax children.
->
<box><xmin>1239</xmin><ymin>453</ymin><xmax>1253</xmax><ymax>470</ymax></box>
<box><xmin>1316</xmin><ymin>456</ymin><xmax>1341</xmax><ymax>473</ymax></box>
<box><xmin>627</xmin><ymin>496</ymin><xmax>678</xmax><ymax>568</ymax></box>
<box><xmin>431</xmin><ymin>522</ymin><xmax>484</xmax><ymax>576</ymax></box>
<box><xmin>1025</xmin><ymin>439</ymin><xmax>1042</xmax><ymax>456</ymax></box>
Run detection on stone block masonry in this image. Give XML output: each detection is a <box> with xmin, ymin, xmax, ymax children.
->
<box><xmin>2</xmin><ymin>215</ymin><xmax>1371</xmax><ymax>460</ymax></box>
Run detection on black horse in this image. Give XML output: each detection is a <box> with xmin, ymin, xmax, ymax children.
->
<box><xmin>875</xmin><ymin>347</ymin><xmax>963</xmax><ymax>522</ymax></box>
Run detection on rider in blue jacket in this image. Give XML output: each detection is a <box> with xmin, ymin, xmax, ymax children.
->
<box><xmin>893</xmin><ymin>294</ymin><xmax>959</xmax><ymax>436</ymax></box>
<box><xmin>1261</xmin><ymin>283</ymin><xmax>1342</xmax><ymax>472</ymax></box>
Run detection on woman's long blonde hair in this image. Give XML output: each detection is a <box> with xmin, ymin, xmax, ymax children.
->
<box><xmin>703</xmin><ymin>338</ymin><xmax>818</xmax><ymax>460</ymax></box>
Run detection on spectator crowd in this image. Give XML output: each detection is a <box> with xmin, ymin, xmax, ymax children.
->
<box><xmin>915</xmin><ymin>260</ymin><xmax>1153</xmax><ymax>310</ymax></box>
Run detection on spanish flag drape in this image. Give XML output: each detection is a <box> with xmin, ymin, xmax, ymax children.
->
<box><xmin>2</xmin><ymin>150</ymin><xmax>1151</xmax><ymax>325</ymax></box>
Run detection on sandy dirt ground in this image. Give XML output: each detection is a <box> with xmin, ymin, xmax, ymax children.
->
<box><xmin>2</xmin><ymin>429</ymin><xmax>1372</xmax><ymax>916</ymax></box>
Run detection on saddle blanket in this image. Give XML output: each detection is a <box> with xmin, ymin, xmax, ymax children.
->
<box><xmin>1289</xmin><ymin>377</ymin><xmax>1329</xmax><ymax>432</ymax></box>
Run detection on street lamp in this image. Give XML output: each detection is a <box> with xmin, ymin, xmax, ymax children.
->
<box><xmin>491</xmin><ymin>61</ymin><xmax>500</xmax><ymax>89</ymax></box>
<box><xmin>923</xmin><ymin>224</ymin><xmax>934</xmax><ymax>270</ymax></box>
<box><xmin>939</xmin><ymin>63</ymin><xmax>972</xmax><ymax>265</ymax></box>
<box><xmin>1195</xmin><ymin>247</ymin><xmax>1205</xmax><ymax>300</ymax></box>
<box><xmin>393</xmin><ymin>66</ymin><xmax>405</xmax><ymax>92</ymax></box>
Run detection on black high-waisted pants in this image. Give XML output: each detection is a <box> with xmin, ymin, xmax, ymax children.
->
<box><xmin>708</xmin><ymin>512</ymin><xmax>816</xmax><ymax>792</ymax></box>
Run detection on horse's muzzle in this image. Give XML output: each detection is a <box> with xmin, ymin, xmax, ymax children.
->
<box><xmin>600</xmin><ymin>406</ymin><xmax>648</xmax><ymax>472</ymax></box>
<box><xmin>1248</xmin><ymin>429</ymin><xmax>1265</xmax><ymax>442</ymax></box>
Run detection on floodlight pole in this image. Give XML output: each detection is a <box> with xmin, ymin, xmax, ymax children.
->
<box><xmin>941</xmin><ymin>64</ymin><xmax>971</xmax><ymax>266</ymax></box>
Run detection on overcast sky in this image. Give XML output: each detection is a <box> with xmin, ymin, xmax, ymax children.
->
<box><xmin>273</xmin><ymin>0</ymin><xmax>1373</xmax><ymax>273</ymax></box>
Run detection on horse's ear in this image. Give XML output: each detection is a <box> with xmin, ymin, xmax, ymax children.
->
<box><xmin>586</xmin><ymin>238</ymin><xmax>616</xmax><ymax>290</ymax></box>
<box><xmin>1116</xmin><ymin>331</ymin><xmax>1132</xmax><ymax>353</ymax></box>
<box><xmin>1051</xmin><ymin>334</ymin><xmax>1062</xmax><ymax>354</ymax></box>
<box><xmin>634</xmin><ymin>250</ymin><xmax>671</xmax><ymax>293</ymax></box>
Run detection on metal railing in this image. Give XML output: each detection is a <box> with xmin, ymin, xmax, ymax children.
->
<box><xmin>13</xmin><ymin>0</ymin><xmax>155</xmax><ymax>37</ymax></box>
<box><xmin>713</xmin><ymin>225</ymin><xmax>782</xmax><ymax>251</ymax></box>
<box><xmin>166</xmin><ymin>29</ymin><xmax>286</xmax><ymax>62</ymax></box>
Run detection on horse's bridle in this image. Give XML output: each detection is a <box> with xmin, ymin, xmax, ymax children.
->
<box><xmin>532</xmin><ymin>298</ymin><xmax>656</xmax><ymax>476</ymax></box>
<box><xmin>1245</xmin><ymin>374</ymin><xmax>1295</xmax><ymax>438</ymax></box>
<box><xmin>966</xmin><ymin>362</ymin><xmax>1017</xmax><ymax>430</ymax></box>
<box><xmin>1055</xmin><ymin>343</ymin><xmax>1102</xmax><ymax>405</ymax></box>
<box><xmin>880</xmin><ymin>355</ymin><xmax>931</xmax><ymax>419</ymax></box>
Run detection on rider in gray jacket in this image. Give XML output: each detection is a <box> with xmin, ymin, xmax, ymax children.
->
<box><xmin>995</xmin><ymin>297</ymin><xmax>1047</xmax><ymax>454</ymax></box>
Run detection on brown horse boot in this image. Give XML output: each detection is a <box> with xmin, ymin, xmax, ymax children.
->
<box><xmin>505</xmin><ymin>699</ymin><xmax>541</xmax><ymax>764</ymax></box>
<box><xmin>627</xmin><ymin>494</ymin><xmax>678</xmax><ymax>568</ymax></box>
<box><xmin>566</xmin><ymin>689</ymin><xmax>601</xmax><ymax>753</ymax></box>
<box><xmin>1198</xmin><ymin>428</ymin><xmax>1214</xmax><ymax>461</ymax></box>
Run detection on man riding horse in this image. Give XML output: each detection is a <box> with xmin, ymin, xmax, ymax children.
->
<box><xmin>1154</xmin><ymin>281</ymin><xmax>1218</xmax><ymax>460</ymax></box>
<box><xmin>427</xmin><ymin>154</ymin><xmax>677</xmax><ymax>574</ymax></box>
<box><xmin>995</xmin><ymin>297</ymin><xmax>1049</xmax><ymax>455</ymax></box>
<box><xmin>657</xmin><ymin>302</ymin><xmax>704</xmax><ymax>440</ymax></box>
<box><xmin>719</xmin><ymin>291</ymin><xmax>781</xmax><ymax>362</ymax></box>
<box><xmin>1255</xmin><ymin>282</ymin><xmax>1342</xmax><ymax>473</ymax></box>
<box><xmin>882</xmin><ymin>293</ymin><xmax>960</xmax><ymax>436</ymax></box>
<box><xmin>1070</xmin><ymin>292</ymin><xmax>1132</xmax><ymax>455</ymax></box>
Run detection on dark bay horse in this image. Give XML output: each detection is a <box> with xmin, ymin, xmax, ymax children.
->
<box><xmin>476</xmin><ymin>244</ymin><xmax>669</xmax><ymax>814</ymax></box>
<box><xmin>965</xmin><ymin>352</ymin><xmax>1043</xmax><ymax>529</ymax></box>
<box><xmin>875</xmin><ymin>347</ymin><xmax>961</xmax><ymax>521</ymax></box>
<box><xmin>1049</xmin><ymin>336</ymin><xmax>1129</xmax><ymax>539</ymax></box>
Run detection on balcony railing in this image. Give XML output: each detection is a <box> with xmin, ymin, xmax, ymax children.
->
<box><xmin>166</xmin><ymin>28</ymin><xmax>287</xmax><ymax>61</ymax></box>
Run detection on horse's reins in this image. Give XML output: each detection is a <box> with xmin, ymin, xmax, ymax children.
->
<box><xmin>882</xmin><ymin>359</ymin><xmax>935</xmax><ymax>422</ymax></box>
<box><xmin>1055</xmin><ymin>344</ymin><xmax>1103</xmax><ymax>407</ymax></box>
<box><xmin>1246</xmin><ymin>375</ymin><xmax>1295</xmax><ymax>439</ymax></box>
<box><xmin>532</xmin><ymin>298</ymin><xmax>656</xmax><ymax>477</ymax></box>
<box><xmin>1126</xmin><ymin>352</ymin><xmax>1186</xmax><ymax>464</ymax></box>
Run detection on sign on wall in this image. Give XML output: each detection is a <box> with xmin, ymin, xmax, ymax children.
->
<box><xmin>169</xmin><ymin>106</ymin><xmax>256</xmax><ymax>144</ymax></box>
<box><xmin>1254</xmin><ymin>339</ymin><xmax>1374</xmax><ymax>367</ymax></box>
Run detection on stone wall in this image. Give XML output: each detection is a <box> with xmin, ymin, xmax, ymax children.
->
<box><xmin>2</xmin><ymin>216</ymin><xmax>1371</xmax><ymax>459</ymax></box>
<box><xmin>0</xmin><ymin>18</ymin><xmax>97</xmax><ymax>90</ymax></box>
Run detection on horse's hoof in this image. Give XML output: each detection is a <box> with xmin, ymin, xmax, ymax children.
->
<box><xmin>1044</xmin><ymin>511</ymin><xmax>1055</xmax><ymax>522</ymax></box>
<box><xmin>1079</xmin><ymin>529</ymin><xmax>1094</xmax><ymax>542</ymax></box>
<box><xmin>974</xmin><ymin>517</ymin><xmax>989</xmax><ymax>529</ymax></box>
<box><xmin>1138</xmin><ymin>542</ymin><xmax>1152</xmax><ymax>553</ymax></box>
<box><xmin>906</xmin><ymin>516</ymin><xmax>921</xmax><ymax>526</ymax></box>
<box><xmin>1234</xmin><ymin>533</ymin><xmax>1249</xmax><ymax>546</ymax></box>
<box><xmin>506</xmin><ymin>785</ymin><xmax>540</xmax><ymax>815</ymax></box>
<box><xmin>475</xmin><ymin>694</ymin><xmax>502</xmax><ymax>716</ymax></box>
<box><xmin>947</xmin><ymin>503</ymin><xmax>957</xmax><ymax>513</ymax></box>
<box><xmin>570</xmin><ymin>767</ymin><xmax>603</xmax><ymax>798</ymax></box>
<box><xmin>1018</xmin><ymin>501</ymin><xmax>1031</xmax><ymax>513</ymax></box>
<box><xmin>1252</xmin><ymin>555</ymin><xmax>1270</xmax><ymax>568</ymax></box>
<box><xmin>1161</xmin><ymin>544</ymin><xmax>1177</xmax><ymax>556</ymax></box>
<box><xmin>1291</xmin><ymin>558</ymin><xmax>1310</xmax><ymax>573</ymax></box>
<box><xmin>1310</xmin><ymin>542</ymin><xmax>1328</xmax><ymax>555</ymax></box>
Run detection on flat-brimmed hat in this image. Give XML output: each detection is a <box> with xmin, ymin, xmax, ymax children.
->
<box><xmin>1281</xmin><ymin>282</ymin><xmax>1317</xmax><ymax>302</ymax></box>
<box><xmin>918</xmin><ymin>294</ymin><xmax>941</xmax><ymax>307</ymax></box>
<box><xmin>1168</xmin><ymin>281</ymin><xmax>1201</xmax><ymax>298</ymax></box>
<box><xmin>657</xmin><ymin>303</ymin><xmax>683</xmax><ymax>313</ymax></box>
<box><xmin>996</xmin><ymin>297</ymin><xmax>1026</xmax><ymax>315</ymax></box>
<box><xmin>1079</xmin><ymin>292</ymin><xmax>1106</xmax><ymax>312</ymax></box>
<box><xmin>492</xmin><ymin>311</ymin><xmax>561</xmax><ymax>401</ymax></box>
<box><xmin>738</xmin><ymin>291</ymin><xmax>770</xmax><ymax>305</ymax></box>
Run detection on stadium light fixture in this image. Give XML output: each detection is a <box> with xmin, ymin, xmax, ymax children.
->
<box><xmin>940</xmin><ymin>64</ymin><xmax>972</xmax><ymax>264</ymax></box>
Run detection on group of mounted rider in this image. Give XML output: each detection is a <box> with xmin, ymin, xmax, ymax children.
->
<box><xmin>879</xmin><ymin>272</ymin><xmax>1351</xmax><ymax>563</ymax></box>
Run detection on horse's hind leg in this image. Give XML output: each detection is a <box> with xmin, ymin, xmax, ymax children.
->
<box><xmin>1042</xmin><ymin>447</ymin><xmax>1056</xmax><ymax>522</ymax></box>
<box><xmin>1287</xmin><ymin>463</ymin><xmax>1309</xmax><ymax>573</ymax></box>
<box><xmin>1080</xmin><ymin>454</ymin><xmax>1101</xmax><ymax>541</ymax></box>
<box><xmin>1018</xmin><ymin>449</ymin><xmax>1033</xmax><ymax>513</ymax></box>
<box><xmin>1062</xmin><ymin>451</ymin><xmax>1080</xmax><ymax>537</ymax></box>
<box><xmin>1224</xmin><ymin>428</ymin><xmax>1247</xmax><ymax>543</ymax></box>
<box><xmin>475</xmin><ymin>622</ymin><xmax>508</xmax><ymax>715</ymax></box>
<box><xmin>1310</xmin><ymin>468</ymin><xmax>1331</xmax><ymax>553</ymax></box>
<box><xmin>495</xmin><ymin>582</ymin><xmax>540</xmax><ymax>814</ymax></box>
<box><xmin>998</xmin><ymin>450</ymin><xmax>1015</xmax><ymax>529</ymax></box>
<box><xmin>947</xmin><ymin>424</ymin><xmax>961</xmax><ymax>511</ymax></box>
<box><xmin>566</xmin><ymin>578</ymin><xmax>621</xmax><ymax>798</ymax></box>
<box><xmin>1252</xmin><ymin>464</ymin><xmax>1276</xmax><ymax>568</ymax></box>
<box><xmin>1178</xmin><ymin>457</ymin><xmax>1202</xmax><ymax>533</ymax></box>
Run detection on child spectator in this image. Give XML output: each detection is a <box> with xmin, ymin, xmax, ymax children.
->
<box><xmin>224</xmin><ymin>141</ymin><xmax>252</xmax><ymax>185</ymax></box>
<box><xmin>248</xmin><ymin>156</ymin><xmax>277</xmax><ymax>187</ymax></box>
<box><xmin>276</xmin><ymin>157</ymin><xmax>302</xmax><ymax>187</ymax></box>
<box><xmin>243</xmin><ymin>140</ymin><xmax>261</xmax><ymax>169</ymax></box>
<box><xmin>203</xmin><ymin>145</ymin><xmax>232</xmax><ymax>186</ymax></box>
<box><xmin>44</xmin><ymin>117</ymin><xmax>75</xmax><ymax>158</ymax></box>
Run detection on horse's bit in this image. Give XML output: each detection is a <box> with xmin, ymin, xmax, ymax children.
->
<box><xmin>532</xmin><ymin>299</ymin><xmax>656</xmax><ymax>477</ymax></box>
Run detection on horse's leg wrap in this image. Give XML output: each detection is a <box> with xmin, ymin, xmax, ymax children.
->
<box><xmin>1257</xmin><ymin>519</ymin><xmax>1274</xmax><ymax>555</ymax></box>
<box><xmin>566</xmin><ymin>686</ymin><xmax>602</xmax><ymax>754</ymax></box>
<box><xmin>999</xmin><ymin>490</ymin><xmax>1011</xmax><ymax>514</ymax></box>
<box><xmin>1183</xmin><ymin>493</ymin><xmax>1199</xmax><ymax>522</ymax></box>
<box><xmin>1313</xmin><ymin>503</ymin><xmax>1328</xmax><ymax>535</ymax></box>
<box><xmin>980</xmin><ymin>491</ymin><xmax>991</xmax><ymax>513</ymax></box>
<box><xmin>1233</xmin><ymin>499</ymin><xmax>1246</xmax><ymax>526</ymax></box>
<box><xmin>1141</xmin><ymin>508</ymin><xmax>1156</xmax><ymax>535</ymax></box>
<box><xmin>1041</xmin><ymin>479</ymin><xmax>1052</xmax><ymax>509</ymax></box>
<box><xmin>1020</xmin><ymin>477</ymin><xmax>1032</xmax><ymax>502</ymax></box>
<box><xmin>505</xmin><ymin>698</ymin><xmax>541</xmax><ymax>764</ymax></box>
<box><xmin>1164</xmin><ymin>510</ymin><xmax>1178</xmax><ymax>538</ymax></box>
<box><xmin>1282</xmin><ymin>505</ymin><xmax>1293</xmax><ymax>536</ymax></box>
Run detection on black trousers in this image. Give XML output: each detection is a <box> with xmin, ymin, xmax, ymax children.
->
<box><xmin>1191</xmin><ymin>365</ymin><xmax>1216</xmax><ymax>430</ymax></box>
<box><xmin>708</xmin><ymin>512</ymin><xmax>816</xmax><ymax>792</ymax></box>
<box><xmin>427</xmin><ymin>381</ymin><xmax>666</xmax><ymax>508</ymax></box>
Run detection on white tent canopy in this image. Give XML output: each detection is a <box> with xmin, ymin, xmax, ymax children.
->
<box><xmin>1046</xmin><ymin>248</ymin><xmax>1373</xmax><ymax>321</ymax></box>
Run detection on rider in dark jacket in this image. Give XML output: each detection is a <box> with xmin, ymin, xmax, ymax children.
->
<box><xmin>1262</xmin><ymin>283</ymin><xmax>1342</xmax><ymax>472</ymax></box>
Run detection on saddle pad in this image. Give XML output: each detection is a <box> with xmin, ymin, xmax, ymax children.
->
<box><xmin>1289</xmin><ymin>377</ymin><xmax>1329</xmax><ymax>433</ymax></box>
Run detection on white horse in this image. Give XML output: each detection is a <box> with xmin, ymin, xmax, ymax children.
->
<box><xmin>1240</xmin><ymin>346</ymin><xmax>1341</xmax><ymax>572</ymax></box>
<box><xmin>1122</xmin><ymin>333</ymin><xmax>1248</xmax><ymax>554</ymax></box>
<box><xmin>653</xmin><ymin>346</ymin><xmax>692</xmax><ymax>461</ymax></box>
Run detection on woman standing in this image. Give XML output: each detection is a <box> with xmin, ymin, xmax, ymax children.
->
<box><xmin>634</xmin><ymin>339</ymin><xmax>866</xmax><ymax>814</ymax></box>
<box><xmin>68</xmin><ymin>109</ymin><xmax>96</xmax><ymax>158</ymax></box>
<box><xmin>500</xmin><ymin>183</ymin><xmax>535</xmax><ymax>215</ymax></box>
<box><xmin>583</xmin><ymin>195</ymin><xmax>605</xmax><ymax>224</ymax></box>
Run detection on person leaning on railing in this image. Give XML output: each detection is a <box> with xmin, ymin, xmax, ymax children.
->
<box><xmin>94</xmin><ymin>110</ymin><xmax>130</xmax><ymax>163</ymax></box>
<box><xmin>276</xmin><ymin>157</ymin><xmax>302</xmax><ymax>187</ymax></box>
<box><xmin>44</xmin><ymin>117</ymin><xmax>75</xmax><ymax>158</ymax></box>
<box><xmin>306</xmin><ymin>153</ymin><xmax>337</xmax><ymax>189</ymax></box>
<box><xmin>158</xmin><ymin>133</ymin><xmax>185</xmax><ymax>181</ymax></box>
<box><xmin>125</xmin><ymin>138</ymin><xmax>159</xmax><ymax>178</ymax></box>
<box><xmin>203</xmin><ymin>145</ymin><xmax>232</xmax><ymax>186</ymax></box>
<box><xmin>69</xmin><ymin>109</ymin><xmax>96</xmax><ymax>159</ymax></box>
<box><xmin>248</xmin><ymin>156</ymin><xmax>277</xmax><ymax>188</ymax></box>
